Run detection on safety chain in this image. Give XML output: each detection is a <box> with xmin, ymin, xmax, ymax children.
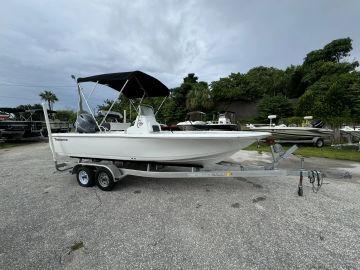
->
<box><xmin>308</xmin><ymin>170</ymin><xmax>323</xmax><ymax>193</ymax></box>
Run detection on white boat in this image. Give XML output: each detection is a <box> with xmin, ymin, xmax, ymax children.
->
<box><xmin>177</xmin><ymin>111</ymin><xmax>238</xmax><ymax>131</ymax></box>
<box><xmin>177</xmin><ymin>111</ymin><xmax>207</xmax><ymax>131</ymax></box>
<box><xmin>340</xmin><ymin>126</ymin><xmax>360</xmax><ymax>142</ymax></box>
<box><xmin>247</xmin><ymin>115</ymin><xmax>333</xmax><ymax>147</ymax></box>
<box><xmin>47</xmin><ymin>71</ymin><xmax>270</xmax><ymax>166</ymax></box>
<box><xmin>206</xmin><ymin>111</ymin><xmax>238</xmax><ymax>131</ymax></box>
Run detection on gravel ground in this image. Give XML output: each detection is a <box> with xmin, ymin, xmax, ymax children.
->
<box><xmin>0</xmin><ymin>142</ymin><xmax>359</xmax><ymax>270</ymax></box>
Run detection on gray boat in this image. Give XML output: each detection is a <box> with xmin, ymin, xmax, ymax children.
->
<box><xmin>247</xmin><ymin>115</ymin><xmax>333</xmax><ymax>147</ymax></box>
<box><xmin>340</xmin><ymin>126</ymin><xmax>360</xmax><ymax>142</ymax></box>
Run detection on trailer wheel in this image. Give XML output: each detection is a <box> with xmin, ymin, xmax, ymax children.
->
<box><xmin>298</xmin><ymin>186</ymin><xmax>303</xmax><ymax>196</ymax></box>
<box><xmin>96</xmin><ymin>168</ymin><xmax>115</xmax><ymax>191</ymax></box>
<box><xmin>76</xmin><ymin>166</ymin><xmax>95</xmax><ymax>187</ymax></box>
<box><xmin>315</xmin><ymin>138</ymin><xmax>324</xmax><ymax>148</ymax></box>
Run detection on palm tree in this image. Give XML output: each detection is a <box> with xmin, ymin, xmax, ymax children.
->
<box><xmin>39</xmin><ymin>90</ymin><xmax>58</xmax><ymax>110</ymax></box>
<box><xmin>186</xmin><ymin>82</ymin><xmax>213</xmax><ymax>112</ymax></box>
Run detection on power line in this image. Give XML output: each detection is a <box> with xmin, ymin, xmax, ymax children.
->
<box><xmin>0</xmin><ymin>82</ymin><xmax>74</xmax><ymax>88</ymax></box>
<box><xmin>0</xmin><ymin>95</ymin><xmax>39</xmax><ymax>101</ymax></box>
<box><xmin>0</xmin><ymin>88</ymin><xmax>77</xmax><ymax>97</ymax></box>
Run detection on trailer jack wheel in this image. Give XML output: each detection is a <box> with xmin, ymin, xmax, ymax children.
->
<box><xmin>298</xmin><ymin>186</ymin><xmax>303</xmax><ymax>196</ymax></box>
<box><xmin>298</xmin><ymin>171</ymin><xmax>304</xmax><ymax>196</ymax></box>
<box><xmin>76</xmin><ymin>166</ymin><xmax>95</xmax><ymax>187</ymax></box>
<box><xmin>96</xmin><ymin>168</ymin><xmax>115</xmax><ymax>191</ymax></box>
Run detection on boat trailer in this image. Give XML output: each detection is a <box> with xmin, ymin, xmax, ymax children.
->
<box><xmin>52</xmin><ymin>142</ymin><xmax>351</xmax><ymax>196</ymax></box>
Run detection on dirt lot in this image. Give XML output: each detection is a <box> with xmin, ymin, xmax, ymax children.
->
<box><xmin>1</xmin><ymin>142</ymin><xmax>360</xmax><ymax>270</ymax></box>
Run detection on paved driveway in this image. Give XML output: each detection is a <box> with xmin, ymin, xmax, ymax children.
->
<box><xmin>1</xmin><ymin>142</ymin><xmax>359</xmax><ymax>269</ymax></box>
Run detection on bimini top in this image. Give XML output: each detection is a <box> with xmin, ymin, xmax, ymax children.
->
<box><xmin>77</xmin><ymin>71</ymin><xmax>169</xmax><ymax>98</ymax></box>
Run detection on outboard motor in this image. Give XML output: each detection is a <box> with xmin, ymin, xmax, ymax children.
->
<box><xmin>75</xmin><ymin>113</ymin><xmax>97</xmax><ymax>133</ymax></box>
<box><xmin>311</xmin><ymin>119</ymin><xmax>324</xmax><ymax>128</ymax></box>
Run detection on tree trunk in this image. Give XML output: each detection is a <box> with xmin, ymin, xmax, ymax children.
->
<box><xmin>333</xmin><ymin>126</ymin><xmax>341</xmax><ymax>144</ymax></box>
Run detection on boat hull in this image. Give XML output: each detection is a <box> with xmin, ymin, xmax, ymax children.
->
<box><xmin>206</xmin><ymin>124</ymin><xmax>239</xmax><ymax>131</ymax></box>
<box><xmin>341</xmin><ymin>128</ymin><xmax>360</xmax><ymax>141</ymax></box>
<box><xmin>51</xmin><ymin>131</ymin><xmax>269</xmax><ymax>166</ymax></box>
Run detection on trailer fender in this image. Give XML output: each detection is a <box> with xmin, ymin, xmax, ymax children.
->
<box><xmin>312</xmin><ymin>137</ymin><xmax>320</xmax><ymax>143</ymax></box>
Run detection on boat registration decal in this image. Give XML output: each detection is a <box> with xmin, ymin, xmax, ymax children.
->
<box><xmin>54</xmin><ymin>138</ymin><xmax>68</xmax><ymax>141</ymax></box>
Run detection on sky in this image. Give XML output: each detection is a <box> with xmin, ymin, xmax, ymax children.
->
<box><xmin>0</xmin><ymin>0</ymin><xmax>359</xmax><ymax>110</ymax></box>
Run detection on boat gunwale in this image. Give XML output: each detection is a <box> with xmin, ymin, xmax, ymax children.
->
<box><xmin>50</xmin><ymin>131</ymin><xmax>270</xmax><ymax>139</ymax></box>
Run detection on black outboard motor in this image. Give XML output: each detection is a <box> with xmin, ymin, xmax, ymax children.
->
<box><xmin>75</xmin><ymin>113</ymin><xmax>97</xmax><ymax>133</ymax></box>
<box><xmin>311</xmin><ymin>119</ymin><xmax>325</xmax><ymax>128</ymax></box>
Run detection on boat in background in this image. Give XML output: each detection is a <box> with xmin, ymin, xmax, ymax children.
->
<box><xmin>247</xmin><ymin>115</ymin><xmax>333</xmax><ymax>148</ymax></box>
<box><xmin>206</xmin><ymin>111</ymin><xmax>238</xmax><ymax>131</ymax></box>
<box><xmin>340</xmin><ymin>126</ymin><xmax>360</xmax><ymax>142</ymax></box>
<box><xmin>0</xmin><ymin>111</ymin><xmax>10</xmax><ymax>121</ymax></box>
<box><xmin>0</xmin><ymin>108</ymin><xmax>29</xmax><ymax>140</ymax></box>
<box><xmin>160</xmin><ymin>124</ymin><xmax>181</xmax><ymax>131</ymax></box>
<box><xmin>46</xmin><ymin>71</ymin><xmax>270</xmax><ymax>167</ymax></box>
<box><xmin>177</xmin><ymin>111</ymin><xmax>238</xmax><ymax>131</ymax></box>
<box><xmin>177</xmin><ymin>111</ymin><xmax>207</xmax><ymax>131</ymax></box>
<box><xmin>0</xmin><ymin>108</ymin><xmax>71</xmax><ymax>141</ymax></box>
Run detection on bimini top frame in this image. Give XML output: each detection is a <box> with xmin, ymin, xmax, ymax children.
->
<box><xmin>72</xmin><ymin>71</ymin><xmax>170</xmax><ymax>132</ymax></box>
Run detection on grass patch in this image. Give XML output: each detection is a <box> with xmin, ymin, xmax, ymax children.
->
<box><xmin>245</xmin><ymin>143</ymin><xmax>360</xmax><ymax>162</ymax></box>
<box><xmin>0</xmin><ymin>142</ymin><xmax>19</xmax><ymax>149</ymax></box>
<box><xmin>70</xmin><ymin>241</ymin><xmax>84</xmax><ymax>252</ymax></box>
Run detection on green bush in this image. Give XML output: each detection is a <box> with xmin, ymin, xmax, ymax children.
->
<box><xmin>257</xmin><ymin>95</ymin><xmax>294</xmax><ymax>122</ymax></box>
<box><xmin>279</xmin><ymin>116</ymin><xmax>304</xmax><ymax>126</ymax></box>
<box><xmin>55</xmin><ymin>110</ymin><xmax>76</xmax><ymax>123</ymax></box>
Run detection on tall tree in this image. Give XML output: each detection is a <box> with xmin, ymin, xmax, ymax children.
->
<box><xmin>186</xmin><ymin>82</ymin><xmax>213</xmax><ymax>111</ymax></box>
<box><xmin>294</xmin><ymin>38</ymin><xmax>360</xmax><ymax>123</ymax></box>
<box><xmin>257</xmin><ymin>95</ymin><xmax>294</xmax><ymax>121</ymax></box>
<box><xmin>170</xmin><ymin>73</ymin><xmax>200</xmax><ymax>122</ymax></box>
<box><xmin>16</xmin><ymin>104</ymin><xmax>42</xmax><ymax>110</ymax></box>
<box><xmin>39</xmin><ymin>90</ymin><xmax>58</xmax><ymax>110</ymax></box>
<box><xmin>210</xmin><ymin>67</ymin><xmax>286</xmax><ymax>105</ymax></box>
<box><xmin>296</xmin><ymin>72</ymin><xmax>360</xmax><ymax>123</ymax></box>
<box><xmin>304</xmin><ymin>37</ymin><xmax>353</xmax><ymax>65</ymax></box>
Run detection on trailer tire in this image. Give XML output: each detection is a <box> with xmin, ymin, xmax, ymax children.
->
<box><xmin>315</xmin><ymin>138</ymin><xmax>324</xmax><ymax>148</ymax></box>
<box><xmin>96</xmin><ymin>168</ymin><xmax>115</xmax><ymax>191</ymax></box>
<box><xmin>76</xmin><ymin>166</ymin><xmax>95</xmax><ymax>187</ymax></box>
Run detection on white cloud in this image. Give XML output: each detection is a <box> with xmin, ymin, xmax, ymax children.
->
<box><xmin>0</xmin><ymin>0</ymin><xmax>359</xmax><ymax>109</ymax></box>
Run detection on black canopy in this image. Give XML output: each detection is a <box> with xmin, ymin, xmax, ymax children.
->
<box><xmin>77</xmin><ymin>71</ymin><xmax>169</xmax><ymax>98</ymax></box>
